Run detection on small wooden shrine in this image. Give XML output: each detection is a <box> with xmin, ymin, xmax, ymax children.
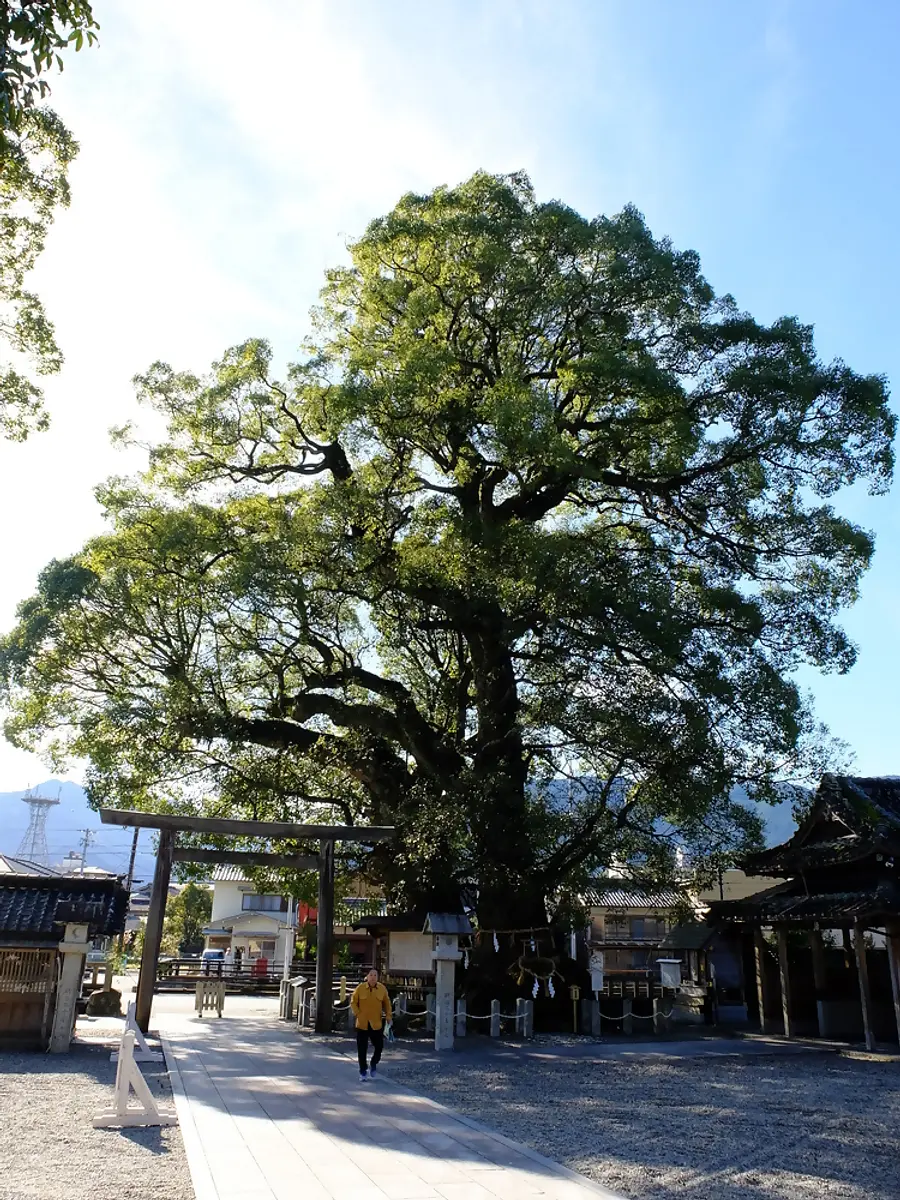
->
<box><xmin>710</xmin><ymin>774</ymin><xmax>900</xmax><ymax>1049</ymax></box>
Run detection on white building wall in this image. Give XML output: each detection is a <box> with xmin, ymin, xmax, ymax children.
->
<box><xmin>211</xmin><ymin>879</ymin><xmax>250</xmax><ymax>922</ymax></box>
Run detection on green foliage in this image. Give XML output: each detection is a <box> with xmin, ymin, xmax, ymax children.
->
<box><xmin>160</xmin><ymin>882</ymin><xmax>212</xmax><ymax>955</ymax></box>
<box><xmin>0</xmin><ymin>4</ymin><xmax>98</xmax><ymax>438</ymax></box>
<box><xmin>1</xmin><ymin>2</ymin><xmax>98</xmax><ymax>130</ymax></box>
<box><xmin>0</xmin><ymin>106</ymin><xmax>77</xmax><ymax>436</ymax></box>
<box><xmin>1</xmin><ymin>172</ymin><xmax>894</xmax><ymax>923</ymax></box>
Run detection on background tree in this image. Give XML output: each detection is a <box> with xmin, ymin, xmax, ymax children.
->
<box><xmin>159</xmin><ymin>882</ymin><xmax>212</xmax><ymax>956</ymax></box>
<box><xmin>1</xmin><ymin>173</ymin><xmax>893</xmax><ymax>933</ymax></box>
<box><xmin>0</xmin><ymin>1</ymin><xmax>98</xmax><ymax>437</ymax></box>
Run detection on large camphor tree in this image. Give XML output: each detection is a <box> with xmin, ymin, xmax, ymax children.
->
<box><xmin>0</xmin><ymin>173</ymin><xmax>894</xmax><ymax>930</ymax></box>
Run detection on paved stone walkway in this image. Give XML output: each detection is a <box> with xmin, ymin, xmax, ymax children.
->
<box><xmin>159</xmin><ymin>1012</ymin><xmax>625</xmax><ymax>1200</ymax></box>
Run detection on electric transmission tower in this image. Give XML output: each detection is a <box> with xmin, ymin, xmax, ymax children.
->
<box><xmin>16</xmin><ymin>789</ymin><xmax>60</xmax><ymax>867</ymax></box>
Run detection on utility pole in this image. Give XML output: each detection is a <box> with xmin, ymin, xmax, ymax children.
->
<box><xmin>125</xmin><ymin>827</ymin><xmax>139</xmax><ymax>891</ymax></box>
<box><xmin>78</xmin><ymin>829</ymin><xmax>95</xmax><ymax>875</ymax></box>
<box><xmin>118</xmin><ymin>828</ymin><xmax>140</xmax><ymax>954</ymax></box>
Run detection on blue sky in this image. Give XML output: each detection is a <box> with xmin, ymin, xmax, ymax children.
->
<box><xmin>0</xmin><ymin>0</ymin><xmax>897</xmax><ymax>784</ymax></box>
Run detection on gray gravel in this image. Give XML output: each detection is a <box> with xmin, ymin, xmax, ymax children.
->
<box><xmin>382</xmin><ymin>1040</ymin><xmax>900</xmax><ymax>1200</ymax></box>
<box><xmin>0</xmin><ymin>1041</ymin><xmax>195</xmax><ymax>1200</ymax></box>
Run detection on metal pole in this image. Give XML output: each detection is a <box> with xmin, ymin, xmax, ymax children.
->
<box><xmin>135</xmin><ymin>829</ymin><xmax>174</xmax><ymax>1034</ymax></box>
<box><xmin>314</xmin><ymin>838</ymin><xmax>334</xmax><ymax>1033</ymax></box>
<box><xmin>283</xmin><ymin>896</ymin><xmax>294</xmax><ymax>980</ymax></box>
<box><xmin>117</xmin><ymin>827</ymin><xmax>140</xmax><ymax>954</ymax></box>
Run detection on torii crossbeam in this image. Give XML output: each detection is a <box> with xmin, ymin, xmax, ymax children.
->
<box><xmin>99</xmin><ymin>809</ymin><xmax>394</xmax><ymax>1033</ymax></box>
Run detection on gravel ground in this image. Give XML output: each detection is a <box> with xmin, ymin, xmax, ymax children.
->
<box><xmin>381</xmin><ymin>1040</ymin><xmax>900</xmax><ymax>1200</ymax></box>
<box><xmin>0</xmin><ymin>1034</ymin><xmax>194</xmax><ymax>1200</ymax></box>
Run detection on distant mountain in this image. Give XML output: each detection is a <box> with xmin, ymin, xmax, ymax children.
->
<box><xmin>750</xmin><ymin>791</ymin><xmax>798</xmax><ymax>847</ymax></box>
<box><xmin>0</xmin><ymin>780</ymin><xmax>159</xmax><ymax>885</ymax></box>
<box><xmin>0</xmin><ymin>775</ymin><xmax>800</xmax><ymax>886</ymax></box>
<box><xmin>543</xmin><ymin>778</ymin><xmax>799</xmax><ymax>849</ymax></box>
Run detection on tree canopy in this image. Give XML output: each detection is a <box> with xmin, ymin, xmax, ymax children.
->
<box><xmin>1</xmin><ymin>172</ymin><xmax>893</xmax><ymax>922</ymax></box>
<box><xmin>1</xmin><ymin>1</ymin><xmax>97</xmax><ymax>129</ymax></box>
<box><xmin>1</xmin><ymin>1</ymin><xmax>98</xmax><ymax>438</ymax></box>
<box><xmin>160</xmin><ymin>882</ymin><xmax>212</xmax><ymax>956</ymax></box>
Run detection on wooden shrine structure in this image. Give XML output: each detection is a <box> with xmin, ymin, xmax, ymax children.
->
<box><xmin>99</xmin><ymin>809</ymin><xmax>394</xmax><ymax>1034</ymax></box>
<box><xmin>710</xmin><ymin>774</ymin><xmax>900</xmax><ymax>1050</ymax></box>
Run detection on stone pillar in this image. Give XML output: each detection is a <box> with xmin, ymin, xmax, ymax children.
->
<box><xmin>886</xmin><ymin>924</ymin><xmax>900</xmax><ymax>1048</ymax></box>
<box><xmin>591</xmin><ymin>995</ymin><xmax>602</xmax><ymax>1036</ymax></box>
<box><xmin>523</xmin><ymin>999</ymin><xmax>534</xmax><ymax>1039</ymax></box>
<box><xmin>854</xmin><ymin>921</ymin><xmax>876</xmax><ymax>1053</ymax></box>
<box><xmin>455</xmin><ymin>997</ymin><xmax>466</xmax><ymax>1037</ymax></box>
<box><xmin>753</xmin><ymin>928</ymin><xmax>774</xmax><ymax>1033</ymax></box>
<box><xmin>425</xmin><ymin>991</ymin><xmax>436</xmax><ymax>1033</ymax></box>
<box><xmin>516</xmin><ymin>996</ymin><xmax>525</xmax><ymax>1036</ymax></box>
<box><xmin>622</xmin><ymin>997</ymin><xmax>633</xmax><ymax>1035</ymax></box>
<box><xmin>135</xmin><ymin>829</ymin><xmax>174</xmax><ymax>1034</ymax></box>
<box><xmin>314</xmin><ymin>838</ymin><xmax>335</xmax><ymax>1033</ymax></box>
<box><xmin>50</xmin><ymin>923</ymin><xmax>90</xmax><ymax>1053</ymax></box>
<box><xmin>809</xmin><ymin>928</ymin><xmax>829</xmax><ymax>1038</ymax></box>
<box><xmin>433</xmin><ymin>934</ymin><xmax>457</xmax><ymax>1052</ymax></box>
<box><xmin>776</xmin><ymin>928</ymin><xmax>794</xmax><ymax>1038</ymax></box>
<box><xmin>653</xmin><ymin>998</ymin><xmax>667</xmax><ymax>1034</ymax></box>
<box><xmin>490</xmin><ymin>999</ymin><xmax>500</xmax><ymax>1037</ymax></box>
<box><xmin>579</xmin><ymin>998</ymin><xmax>590</xmax><ymax>1035</ymax></box>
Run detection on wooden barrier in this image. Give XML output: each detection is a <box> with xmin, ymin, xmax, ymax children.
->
<box><xmin>93</xmin><ymin>1030</ymin><xmax>177</xmax><ymax>1128</ymax></box>
<box><xmin>195</xmin><ymin>979</ymin><xmax>225</xmax><ymax>1018</ymax></box>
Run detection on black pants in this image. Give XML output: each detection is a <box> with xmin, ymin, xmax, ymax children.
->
<box><xmin>356</xmin><ymin>1025</ymin><xmax>384</xmax><ymax>1073</ymax></box>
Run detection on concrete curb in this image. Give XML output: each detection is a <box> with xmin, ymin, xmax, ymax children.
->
<box><xmin>160</xmin><ymin>1032</ymin><xmax>218</xmax><ymax>1200</ymax></box>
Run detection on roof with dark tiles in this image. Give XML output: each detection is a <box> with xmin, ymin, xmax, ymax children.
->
<box><xmin>0</xmin><ymin>874</ymin><xmax>128</xmax><ymax>941</ymax></box>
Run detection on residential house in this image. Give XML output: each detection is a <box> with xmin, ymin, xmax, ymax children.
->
<box><xmin>584</xmin><ymin>881</ymin><xmax>685</xmax><ymax>983</ymax></box>
<box><xmin>203</xmin><ymin>866</ymin><xmax>379</xmax><ymax>968</ymax></box>
<box><xmin>204</xmin><ymin>865</ymin><xmax>293</xmax><ymax>966</ymax></box>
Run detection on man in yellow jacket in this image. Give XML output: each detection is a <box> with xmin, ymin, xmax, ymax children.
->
<box><xmin>350</xmin><ymin>968</ymin><xmax>392</xmax><ymax>1081</ymax></box>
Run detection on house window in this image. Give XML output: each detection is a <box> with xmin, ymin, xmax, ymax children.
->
<box><xmin>241</xmin><ymin>894</ymin><xmax>287</xmax><ymax>912</ymax></box>
<box><xmin>605</xmin><ymin>917</ymin><xmax>629</xmax><ymax>940</ymax></box>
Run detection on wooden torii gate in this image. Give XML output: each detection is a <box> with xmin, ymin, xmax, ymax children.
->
<box><xmin>99</xmin><ymin>809</ymin><xmax>394</xmax><ymax>1033</ymax></box>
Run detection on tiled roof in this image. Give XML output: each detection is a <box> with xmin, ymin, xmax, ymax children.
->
<box><xmin>659</xmin><ymin>921</ymin><xmax>717</xmax><ymax>951</ymax></box>
<box><xmin>711</xmin><ymin>879</ymin><xmax>900</xmax><ymax>925</ymax></box>
<box><xmin>746</xmin><ymin>774</ymin><xmax>900</xmax><ymax>877</ymax></box>
<box><xmin>0</xmin><ymin>854</ymin><xmax>60</xmax><ymax>876</ymax></box>
<box><xmin>583</xmin><ymin>883</ymin><xmax>684</xmax><ymax>910</ymax></box>
<box><xmin>0</xmin><ymin>874</ymin><xmax>128</xmax><ymax>940</ymax></box>
<box><xmin>212</xmin><ymin>865</ymin><xmax>250</xmax><ymax>883</ymax></box>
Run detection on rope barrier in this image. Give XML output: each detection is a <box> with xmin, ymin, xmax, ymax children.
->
<box><xmin>597</xmin><ymin>1007</ymin><xmax>674</xmax><ymax>1021</ymax></box>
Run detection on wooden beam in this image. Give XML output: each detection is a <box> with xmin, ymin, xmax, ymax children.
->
<box><xmin>99</xmin><ymin>808</ymin><xmax>394</xmax><ymax>842</ymax></box>
<box><xmin>135</xmin><ymin>829</ymin><xmax>174</xmax><ymax>1034</ymax></box>
<box><xmin>776</xmin><ymin>927</ymin><xmax>794</xmax><ymax>1038</ymax></box>
<box><xmin>171</xmin><ymin>848</ymin><xmax>319</xmax><ymax>870</ymax></box>
<box><xmin>886</xmin><ymin>922</ymin><xmax>900</xmax><ymax>1049</ymax></box>
<box><xmin>853</xmin><ymin>920</ymin><xmax>876</xmax><ymax>1053</ymax></box>
<box><xmin>809</xmin><ymin>928</ymin><xmax>829</xmax><ymax>1038</ymax></box>
<box><xmin>315</xmin><ymin>838</ymin><xmax>335</xmax><ymax>1033</ymax></box>
<box><xmin>753</xmin><ymin>929</ymin><xmax>774</xmax><ymax>1034</ymax></box>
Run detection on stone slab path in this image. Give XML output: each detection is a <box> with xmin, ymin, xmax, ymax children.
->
<box><xmin>159</xmin><ymin>1012</ymin><xmax>625</xmax><ymax>1200</ymax></box>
